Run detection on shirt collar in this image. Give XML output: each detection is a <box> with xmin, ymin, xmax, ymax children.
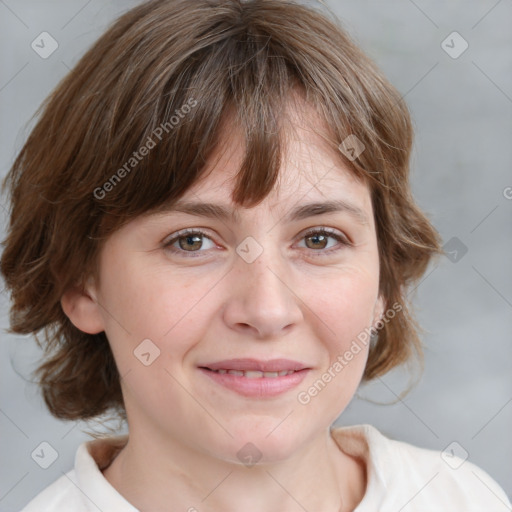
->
<box><xmin>74</xmin><ymin>434</ymin><xmax>138</xmax><ymax>511</ymax></box>
<box><xmin>74</xmin><ymin>425</ymin><xmax>389</xmax><ymax>511</ymax></box>
<box><xmin>330</xmin><ymin>424</ymin><xmax>389</xmax><ymax>511</ymax></box>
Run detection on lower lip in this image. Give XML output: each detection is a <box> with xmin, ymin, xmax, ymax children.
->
<box><xmin>199</xmin><ymin>368</ymin><xmax>310</xmax><ymax>398</ymax></box>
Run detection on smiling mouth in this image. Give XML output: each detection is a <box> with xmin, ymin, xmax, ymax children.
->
<box><xmin>197</xmin><ymin>358</ymin><xmax>310</xmax><ymax>397</ymax></box>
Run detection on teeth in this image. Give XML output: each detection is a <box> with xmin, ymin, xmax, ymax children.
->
<box><xmin>212</xmin><ymin>369</ymin><xmax>296</xmax><ymax>378</ymax></box>
<box><xmin>244</xmin><ymin>371</ymin><xmax>264</xmax><ymax>379</ymax></box>
<box><xmin>226</xmin><ymin>370</ymin><xmax>244</xmax><ymax>376</ymax></box>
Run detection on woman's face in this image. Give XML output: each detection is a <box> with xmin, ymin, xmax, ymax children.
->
<box><xmin>75</xmin><ymin>104</ymin><xmax>384</xmax><ymax>464</ymax></box>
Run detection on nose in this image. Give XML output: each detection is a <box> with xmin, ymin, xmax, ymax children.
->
<box><xmin>222</xmin><ymin>245</ymin><xmax>304</xmax><ymax>339</ymax></box>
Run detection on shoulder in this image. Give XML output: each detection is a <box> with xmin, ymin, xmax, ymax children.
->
<box><xmin>21</xmin><ymin>434</ymin><xmax>133</xmax><ymax>512</ymax></box>
<box><xmin>21</xmin><ymin>470</ymin><xmax>88</xmax><ymax>512</ymax></box>
<box><xmin>380</xmin><ymin>431</ymin><xmax>510</xmax><ymax>510</ymax></box>
<box><xmin>332</xmin><ymin>424</ymin><xmax>511</xmax><ymax>512</ymax></box>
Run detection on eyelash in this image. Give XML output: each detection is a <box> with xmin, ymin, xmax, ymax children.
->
<box><xmin>162</xmin><ymin>227</ymin><xmax>352</xmax><ymax>258</ymax></box>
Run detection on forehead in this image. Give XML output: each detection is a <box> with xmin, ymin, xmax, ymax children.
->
<box><xmin>183</xmin><ymin>98</ymin><xmax>370</xmax><ymax>211</ymax></box>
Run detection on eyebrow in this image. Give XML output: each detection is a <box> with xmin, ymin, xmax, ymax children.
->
<box><xmin>161</xmin><ymin>199</ymin><xmax>369</xmax><ymax>226</ymax></box>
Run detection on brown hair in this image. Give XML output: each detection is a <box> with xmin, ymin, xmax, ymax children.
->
<box><xmin>0</xmin><ymin>0</ymin><xmax>441</xmax><ymax>421</ymax></box>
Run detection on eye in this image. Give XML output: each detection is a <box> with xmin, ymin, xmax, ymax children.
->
<box><xmin>297</xmin><ymin>228</ymin><xmax>352</xmax><ymax>255</ymax></box>
<box><xmin>163</xmin><ymin>229</ymin><xmax>216</xmax><ymax>256</ymax></box>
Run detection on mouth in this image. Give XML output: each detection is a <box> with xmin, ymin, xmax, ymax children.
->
<box><xmin>198</xmin><ymin>358</ymin><xmax>311</xmax><ymax>397</ymax></box>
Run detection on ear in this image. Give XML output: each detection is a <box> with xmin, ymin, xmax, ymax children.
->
<box><xmin>60</xmin><ymin>277</ymin><xmax>105</xmax><ymax>334</ymax></box>
<box><xmin>371</xmin><ymin>294</ymin><xmax>386</xmax><ymax>329</ymax></box>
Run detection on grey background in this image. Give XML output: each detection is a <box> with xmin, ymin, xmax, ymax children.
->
<box><xmin>1</xmin><ymin>0</ymin><xmax>511</xmax><ymax>510</ymax></box>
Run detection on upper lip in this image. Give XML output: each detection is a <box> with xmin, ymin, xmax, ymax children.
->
<box><xmin>200</xmin><ymin>358</ymin><xmax>310</xmax><ymax>372</ymax></box>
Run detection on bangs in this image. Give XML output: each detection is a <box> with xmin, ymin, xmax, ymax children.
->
<box><xmin>95</xmin><ymin>31</ymin><xmax>292</xmax><ymax>230</ymax></box>
<box><xmin>83</xmin><ymin>0</ymin><xmax>388</xmax><ymax>240</ymax></box>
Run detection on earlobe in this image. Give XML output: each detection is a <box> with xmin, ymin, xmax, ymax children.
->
<box><xmin>60</xmin><ymin>281</ymin><xmax>105</xmax><ymax>334</ymax></box>
<box><xmin>372</xmin><ymin>295</ymin><xmax>386</xmax><ymax>329</ymax></box>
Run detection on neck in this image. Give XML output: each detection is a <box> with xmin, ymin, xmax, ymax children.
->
<box><xmin>103</xmin><ymin>424</ymin><xmax>366</xmax><ymax>512</ymax></box>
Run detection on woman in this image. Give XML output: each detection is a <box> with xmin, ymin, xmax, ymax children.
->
<box><xmin>1</xmin><ymin>0</ymin><xmax>510</xmax><ymax>510</ymax></box>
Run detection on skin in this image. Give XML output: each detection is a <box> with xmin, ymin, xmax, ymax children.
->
<box><xmin>62</xmin><ymin>98</ymin><xmax>385</xmax><ymax>512</ymax></box>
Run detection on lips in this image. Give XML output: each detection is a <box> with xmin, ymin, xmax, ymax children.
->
<box><xmin>198</xmin><ymin>358</ymin><xmax>311</xmax><ymax>397</ymax></box>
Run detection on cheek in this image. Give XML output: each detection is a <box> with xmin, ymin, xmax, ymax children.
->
<box><xmin>299</xmin><ymin>266</ymin><xmax>377</xmax><ymax>411</ymax></box>
<box><xmin>316</xmin><ymin>264</ymin><xmax>379</xmax><ymax>345</ymax></box>
<box><xmin>96</xmin><ymin>255</ymin><xmax>217</xmax><ymax>370</ymax></box>
<box><xmin>95</xmin><ymin>262</ymin><xmax>213</xmax><ymax>425</ymax></box>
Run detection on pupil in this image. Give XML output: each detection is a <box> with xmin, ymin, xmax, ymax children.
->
<box><xmin>308</xmin><ymin>234</ymin><xmax>326</xmax><ymax>249</ymax></box>
<box><xmin>180</xmin><ymin>235</ymin><xmax>201</xmax><ymax>251</ymax></box>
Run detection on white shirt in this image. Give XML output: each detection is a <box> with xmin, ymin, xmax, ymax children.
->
<box><xmin>21</xmin><ymin>424</ymin><xmax>511</xmax><ymax>511</ymax></box>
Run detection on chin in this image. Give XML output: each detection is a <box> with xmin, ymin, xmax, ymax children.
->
<box><xmin>216</xmin><ymin>419</ymin><xmax>309</xmax><ymax>466</ymax></box>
